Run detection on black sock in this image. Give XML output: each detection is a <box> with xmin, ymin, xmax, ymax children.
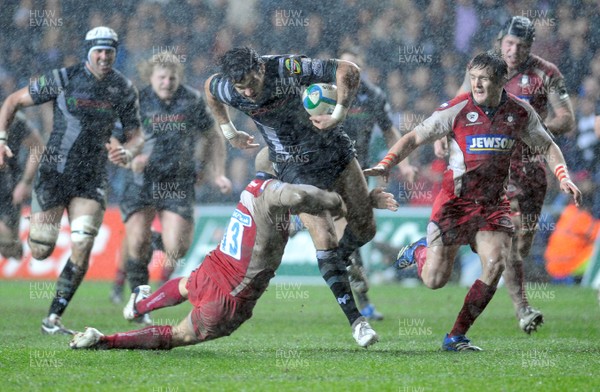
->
<box><xmin>125</xmin><ymin>257</ymin><xmax>149</xmax><ymax>292</ymax></box>
<box><xmin>317</xmin><ymin>249</ymin><xmax>362</xmax><ymax>325</ymax></box>
<box><xmin>48</xmin><ymin>259</ymin><xmax>87</xmax><ymax>317</ymax></box>
<box><xmin>337</xmin><ymin>227</ymin><xmax>366</xmax><ymax>264</ymax></box>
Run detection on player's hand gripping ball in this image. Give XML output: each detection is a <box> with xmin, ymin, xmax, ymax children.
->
<box><xmin>302</xmin><ymin>83</ymin><xmax>337</xmax><ymax>116</ymax></box>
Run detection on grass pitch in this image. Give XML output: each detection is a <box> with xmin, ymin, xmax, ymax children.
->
<box><xmin>1</xmin><ymin>281</ymin><xmax>598</xmax><ymax>391</ymax></box>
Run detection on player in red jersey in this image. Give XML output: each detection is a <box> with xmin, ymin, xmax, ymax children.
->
<box><xmin>365</xmin><ymin>52</ymin><xmax>581</xmax><ymax>351</ymax></box>
<box><xmin>435</xmin><ymin>16</ymin><xmax>575</xmax><ymax>334</ymax></box>
<box><xmin>69</xmin><ymin>149</ymin><xmax>399</xmax><ymax>350</ymax></box>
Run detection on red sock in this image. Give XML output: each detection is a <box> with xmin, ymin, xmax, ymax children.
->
<box><xmin>415</xmin><ymin>246</ymin><xmax>427</xmax><ymax>278</ymax></box>
<box><xmin>449</xmin><ymin>279</ymin><xmax>496</xmax><ymax>337</ymax></box>
<box><xmin>102</xmin><ymin>325</ymin><xmax>173</xmax><ymax>350</ymax></box>
<box><xmin>136</xmin><ymin>277</ymin><xmax>185</xmax><ymax>314</ymax></box>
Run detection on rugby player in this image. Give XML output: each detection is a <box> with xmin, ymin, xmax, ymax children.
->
<box><xmin>435</xmin><ymin>16</ymin><xmax>576</xmax><ymax>333</ymax></box>
<box><xmin>365</xmin><ymin>52</ymin><xmax>581</xmax><ymax>351</ymax></box>
<box><xmin>204</xmin><ymin>47</ymin><xmax>378</xmax><ymax>343</ymax></box>
<box><xmin>0</xmin><ymin>26</ymin><xmax>143</xmax><ymax>335</ymax></box>
<box><xmin>0</xmin><ymin>112</ymin><xmax>44</xmax><ymax>262</ymax></box>
<box><xmin>69</xmin><ymin>148</ymin><xmax>398</xmax><ymax>350</ymax></box>
<box><xmin>115</xmin><ymin>52</ymin><xmax>231</xmax><ymax>322</ymax></box>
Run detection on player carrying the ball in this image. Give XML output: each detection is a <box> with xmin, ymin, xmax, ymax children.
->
<box><xmin>202</xmin><ymin>47</ymin><xmax>380</xmax><ymax>347</ymax></box>
<box><xmin>70</xmin><ymin>149</ymin><xmax>398</xmax><ymax>350</ymax></box>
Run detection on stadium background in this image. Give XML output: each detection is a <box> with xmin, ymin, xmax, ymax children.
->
<box><xmin>0</xmin><ymin>0</ymin><xmax>599</xmax><ymax>286</ymax></box>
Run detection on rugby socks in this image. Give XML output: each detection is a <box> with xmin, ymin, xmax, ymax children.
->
<box><xmin>126</xmin><ymin>257</ymin><xmax>149</xmax><ymax>292</ymax></box>
<box><xmin>101</xmin><ymin>325</ymin><xmax>173</xmax><ymax>350</ymax></box>
<box><xmin>48</xmin><ymin>259</ymin><xmax>86</xmax><ymax>316</ymax></box>
<box><xmin>317</xmin><ymin>249</ymin><xmax>362</xmax><ymax>325</ymax></box>
<box><xmin>337</xmin><ymin>227</ymin><xmax>366</xmax><ymax>264</ymax></box>
<box><xmin>449</xmin><ymin>279</ymin><xmax>496</xmax><ymax>337</ymax></box>
<box><xmin>136</xmin><ymin>277</ymin><xmax>185</xmax><ymax>314</ymax></box>
<box><xmin>415</xmin><ymin>246</ymin><xmax>427</xmax><ymax>278</ymax></box>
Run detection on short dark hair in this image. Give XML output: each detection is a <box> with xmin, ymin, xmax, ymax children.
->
<box><xmin>219</xmin><ymin>47</ymin><xmax>263</xmax><ymax>83</ymax></box>
<box><xmin>467</xmin><ymin>52</ymin><xmax>508</xmax><ymax>83</ymax></box>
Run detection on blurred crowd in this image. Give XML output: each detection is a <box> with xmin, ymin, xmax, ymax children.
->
<box><xmin>0</xmin><ymin>0</ymin><xmax>599</xmax><ymax>207</ymax></box>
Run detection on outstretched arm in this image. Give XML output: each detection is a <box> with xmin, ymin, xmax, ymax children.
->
<box><xmin>363</xmin><ymin>129</ymin><xmax>424</xmax><ymax>182</ymax></box>
<box><xmin>204</xmin><ymin>75</ymin><xmax>259</xmax><ymax>149</ymax></box>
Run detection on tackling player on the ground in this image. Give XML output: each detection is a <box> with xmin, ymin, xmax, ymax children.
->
<box><xmin>435</xmin><ymin>16</ymin><xmax>576</xmax><ymax>333</ymax></box>
<box><xmin>366</xmin><ymin>52</ymin><xmax>581</xmax><ymax>351</ymax></box>
<box><xmin>0</xmin><ymin>26</ymin><xmax>143</xmax><ymax>335</ymax></box>
<box><xmin>69</xmin><ymin>148</ymin><xmax>399</xmax><ymax>350</ymax></box>
<box><xmin>0</xmin><ymin>112</ymin><xmax>44</xmax><ymax>262</ymax></box>
<box><xmin>114</xmin><ymin>52</ymin><xmax>231</xmax><ymax>322</ymax></box>
<box><xmin>204</xmin><ymin>47</ymin><xmax>379</xmax><ymax>345</ymax></box>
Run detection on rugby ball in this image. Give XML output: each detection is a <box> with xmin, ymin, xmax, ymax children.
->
<box><xmin>302</xmin><ymin>83</ymin><xmax>337</xmax><ymax>116</ymax></box>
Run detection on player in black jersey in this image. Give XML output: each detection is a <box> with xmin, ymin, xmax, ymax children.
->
<box><xmin>114</xmin><ymin>53</ymin><xmax>231</xmax><ymax>321</ymax></box>
<box><xmin>205</xmin><ymin>47</ymin><xmax>379</xmax><ymax>345</ymax></box>
<box><xmin>0</xmin><ymin>112</ymin><xmax>44</xmax><ymax>263</ymax></box>
<box><xmin>0</xmin><ymin>26</ymin><xmax>143</xmax><ymax>335</ymax></box>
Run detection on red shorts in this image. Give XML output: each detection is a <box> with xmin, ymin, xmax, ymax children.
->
<box><xmin>430</xmin><ymin>190</ymin><xmax>514</xmax><ymax>246</ymax></box>
<box><xmin>185</xmin><ymin>262</ymin><xmax>256</xmax><ymax>342</ymax></box>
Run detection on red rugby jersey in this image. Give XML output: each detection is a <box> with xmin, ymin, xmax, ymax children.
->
<box><xmin>414</xmin><ymin>92</ymin><xmax>553</xmax><ymax>202</ymax></box>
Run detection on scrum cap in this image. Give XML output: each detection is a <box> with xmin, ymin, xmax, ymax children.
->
<box><xmin>498</xmin><ymin>16</ymin><xmax>535</xmax><ymax>44</ymax></box>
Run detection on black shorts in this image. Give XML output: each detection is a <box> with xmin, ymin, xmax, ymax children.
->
<box><xmin>31</xmin><ymin>168</ymin><xmax>107</xmax><ymax>213</ymax></box>
<box><xmin>272</xmin><ymin>133</ymin><xmax>356</xmax><ymax>190</ymax></box>
<box><xmin>119</xmin><ymin>177</ymin><xmax>195</xmax><ymax>222</ymax></box>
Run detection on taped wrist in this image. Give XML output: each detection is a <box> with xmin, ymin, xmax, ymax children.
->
<box><xmin>220</xmin><ymin>122</ymin><xmax>239</xmax><ymax>140</ymax></box>
<box><xmin>331</xmin><ymin>104</ymin><xmax>348</xmax><ymax>122</ymax></box>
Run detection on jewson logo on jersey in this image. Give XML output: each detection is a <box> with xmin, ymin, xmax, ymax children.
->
<box><xmin>275</xmin><ymin>9</ymin><xmax>310</xmax><ymax>27</ymax></box>
<box><xmin>29</xmin><ymin>10</ymin><xmax>63</xmax><ymax>28</ymax></box>
<box><xmin>152</xmin><ymin>46</ymin><xmax>187</xmax><ymax>63</ymax></box>
<box><xmin>148</xmin><ymin>114</ymin><xmax>187</xmax><ymax>133</ymax></box>
<box><xmin>232</xmin><ymin>209</ymin><xmax>251</xmax><ymax>227</ymax></box>
<box><xmin>466</xmin><ymin>135</ymin><xmax>515</xmax><ymax>154</ymax></box>
<box><xmin>30</xmin><ymin>76</ymin><xmax>63</xmax><ymax>96</ymax></box>
<box><xmin>520</xmin><ymin>9</ymin><xmax>556</xmax><ymax>27</ymax></box>
<box><xmin>274</xmin><ymin>77</ymin><xmax>303</xmax><ymax>96</ymax></box>
<box><xmin>398</xmin><ymin>46</ymin><xmax>432</xmax><ymax>64</ymax></box>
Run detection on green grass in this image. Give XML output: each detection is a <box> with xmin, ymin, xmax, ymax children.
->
<box><xmin>1</xmin><ymin>281</ymin><xmax>599</xmax><ymax>391</ymax></box>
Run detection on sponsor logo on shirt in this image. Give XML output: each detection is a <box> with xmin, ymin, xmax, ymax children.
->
<box><xmin>466</xmin><ymin>134</ymin><xmax>515</xmax><ymax>154</ymax></box>
<box><xmin>232</xmin><ymin>209</ymin><xmax>252</xmax><ymax>226</ymax></box>
<box><xmin>285</xmin><ymin>58</ymin><xmax>301</xmax><ymax>75</ymax></box>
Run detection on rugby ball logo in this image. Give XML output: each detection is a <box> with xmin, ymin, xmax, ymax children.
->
<box><xmin>302</xmin><ymin>83</ymin><xmax>337</xmax><ymax>116</ymax></box>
